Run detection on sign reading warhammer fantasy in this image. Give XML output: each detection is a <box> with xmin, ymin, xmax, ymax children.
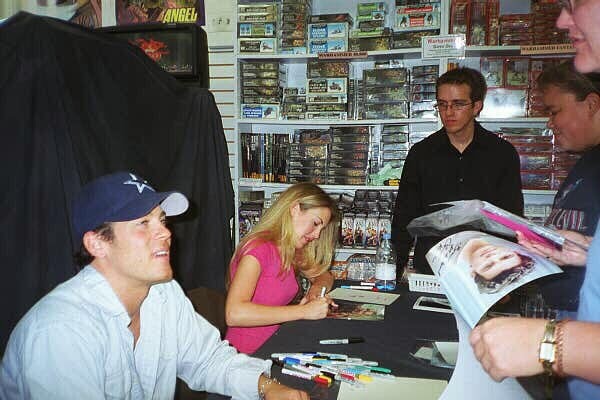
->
<box><xmin>116</xmin><ymin>0</ymin><xmax>205</xmax><ymax>25</ymax></box>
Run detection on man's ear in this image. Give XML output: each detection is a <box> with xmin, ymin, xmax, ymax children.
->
<box><xmin>585</xmin><ymin>92</ymin><xmax>600</xmax><ymax>114</ymax></box>
<box><xmin>473</xmin><ymin>99</ymin><xmax>484</xmax><ymax>116</ymax></box>
<box><xmin>82</xmin><ymin>231</ymin><xmax>108</xmax><ymax>258</ymax></box>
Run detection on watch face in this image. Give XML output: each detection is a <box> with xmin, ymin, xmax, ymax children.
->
<box><xmin>539</xmin><ymin>342</ymin><xmax>556</xmax><ymax>363</ymax></box>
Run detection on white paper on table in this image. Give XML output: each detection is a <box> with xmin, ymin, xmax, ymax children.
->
<box><xmin>328</xmin><ymin>288</ymin><xmax>400</xmax><ymax>305</ymax></box>
<box><xmin>435</xmin><ymin>341</ymin><xmax>458</xmax><ymax>365</ymax></box>
<box><xmin>337</xmin><ymin>376</ymin><xmax>447</xmax><ymax>400</ymax></box>
<box><xmin>414</xmin><ymin>346</ymin><xmax>434</xmax><ymax>360</ymax></box>
<box><xmin>439</xmin><ymin>314</ymin><xmax>532</xmax><ymax>400</ymax></box>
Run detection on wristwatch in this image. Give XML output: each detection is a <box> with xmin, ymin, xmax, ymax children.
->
<box><xmin>539</xmin><ymin>319</ymin><xmax>558</xmax><ymax>375</ymax></box>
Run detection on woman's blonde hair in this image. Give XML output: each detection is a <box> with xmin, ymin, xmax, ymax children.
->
<box><xmin>231</xmin><ymin>183</ymin><xmax>340</xmax><ymax>279</ymax></box>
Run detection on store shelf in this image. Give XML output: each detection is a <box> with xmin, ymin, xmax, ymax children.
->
<box><xmin>335</xmin><ymin>247</ymin><xmax>376</xmax><ymax>256</ymax></box>
<box><xmin>523</xmin><ymin>189</ymin><xmax>557</xmax><ymax>196</ymax></box>
<box><xmin>237</xmin><ymin>47</ymin><xmax>423</xmax><ymax>61</ymax></box>
<box><xmin>240</xmin><ymin>180</ymin><xmax>557</xmax><ymax>196</ymax></box>
<box><xmin>237</xmin><ymin>117</ymin><xmax>548</xmax><ymax>125</ymax></box>
<box><xmin>239</xmin><ymin>180</ymin><xmax>398</xmax><ymax>192</ymax></box>
<box><xmin>236</xmin><ymin>118</ymin><xmax>438</xmax><ymax>125</ymax></box>
<box><xmin>479</xmin><ymin>117</ymin><xmax>548</xmax><ymax>124</ymax></box>
<box><xmin>465</xmin><ymin>45</ymin><xmax>521</xmax><ymax>56</ymax></box>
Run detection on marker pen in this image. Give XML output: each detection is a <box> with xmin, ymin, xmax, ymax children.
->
<box><xmin>281</xmin><ymin>368</ymin><xmax>314</xmax><ymax>381</ymax></box>
<box><xmin>340</xmin><ymin>285</ymin><xmax>373</xmax><ymax>290</ymax></box>
<box><xmin>356</xmin><ymin>374</ymin><xmax>373</xmax><ymax>383</ymax></box>
<box><xmin>319</xmin><ymin>337</ymin><xmax>365</xmax><ymax>345</ymax></box>
<box><xmin>370</xmin><ymin>366</ymin><xmax>392</xmax><ymax>374</ymax></box>
<box><xmin>314</xmin><ymin>375</ymin><xmax>331</xmax><ymax>386</ymax></box>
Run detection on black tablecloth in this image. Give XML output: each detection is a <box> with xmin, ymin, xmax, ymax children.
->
<box><xmin>208</xmin><ymin>283</ymin><xmax>458</xmax><ymax>399</ymax></box>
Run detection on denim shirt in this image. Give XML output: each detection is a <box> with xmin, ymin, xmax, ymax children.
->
<box><xmin>569</xmin><ymin>222</ymin><xmax>600</xmax><ymax>399</ymax></box>
<box><xmin>0</xmin><ymin>266</ymin><xmax>270</xmax><ymax>399</ymax></box>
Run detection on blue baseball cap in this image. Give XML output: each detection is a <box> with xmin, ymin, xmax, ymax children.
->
<box><xmin>72</xmin><ymin>171</ymin><xmax>189</xmax><ymax>242</ymax></box>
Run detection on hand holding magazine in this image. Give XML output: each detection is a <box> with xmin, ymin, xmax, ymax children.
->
<box><xmin>407</xmin><ymin>199</ymin><xmax>589</xmax><ymax>251</ymax></box>
<box><xmin>426</xmin><ymin>230</ymin><xmax>562</xmax><ymax>328</ymax></box>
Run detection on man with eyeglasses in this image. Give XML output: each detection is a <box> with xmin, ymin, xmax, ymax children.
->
<box><xmin>391</xmin><ymin>67</ymin><xmax>523</xmax><ymax>276</ymax></box>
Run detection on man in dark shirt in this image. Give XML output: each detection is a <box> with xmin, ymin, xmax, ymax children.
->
<box><xmin>392</xmin><ymin>67</ymin><xmax>523</xmax><ymax>275</ymax></box>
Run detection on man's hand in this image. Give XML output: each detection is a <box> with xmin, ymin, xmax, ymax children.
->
<box><xmin>259</xmin><ymin>375</ymin><xmax>309</xmax><ymax>400</ymax></box>
<box><xmin>469</xmin><ymin>317</ymin><xmax>546</xmax><ymax>381</ymax></box>
<box><xmin>516</xmin><ymin>230</ymin><xmax>590</xmax><ymax>266</ymax></box>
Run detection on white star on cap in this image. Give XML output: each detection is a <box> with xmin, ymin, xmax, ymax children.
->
<box><xmin>123</xmin><ymin>173</ymin><xmax>155</xmax><ymax>194</ymax></box>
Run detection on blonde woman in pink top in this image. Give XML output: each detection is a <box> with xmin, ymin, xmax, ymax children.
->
<box><xmin>225</xmin><ymin>183</ymin><xmax>339</xmax><ymax>354</ymax></box>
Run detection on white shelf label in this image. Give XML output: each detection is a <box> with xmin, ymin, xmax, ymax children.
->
<box><xmin>422</xmin><ymin>34</ymin><xmax>466</xmax><ymax>59</ymax></box>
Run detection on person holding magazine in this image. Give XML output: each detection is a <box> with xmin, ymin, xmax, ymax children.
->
<box><xmin>225</xmin><ymin>183</ymin><xmax>339</xmax><ymax>354</ymax></box>
<box><xmin>471</xmin><ymin>3</ymin><xmax>600</xmax><ymax>399</ymax></box>
<box><xmin>516</xmin><ymin>60</ymin><xmax>600</xmax><ymax>316</ymax></box>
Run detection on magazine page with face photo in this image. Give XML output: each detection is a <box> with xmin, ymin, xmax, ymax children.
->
<box><xmin>425</xmin><ymin>230</ymin><xmax>562</xmax><ymax>328</ymax></box>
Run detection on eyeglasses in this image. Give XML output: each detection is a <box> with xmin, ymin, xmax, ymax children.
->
<box><xmin>434</xmin><ymin>101</ymin><xmax>474</xmax><ymax>112</ymax></box>
<box><xmin>557</xmin><ymin>0</ymin><xmax>574</xmax><ymax>14</ymax></box>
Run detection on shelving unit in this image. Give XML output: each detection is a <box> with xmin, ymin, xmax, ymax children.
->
<box><xmin>233</xmin><ymin>0</ymin><xmax>572</xmax><ymax>249</ymax></box>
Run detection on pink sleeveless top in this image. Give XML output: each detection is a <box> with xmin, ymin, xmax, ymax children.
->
<box><xmin>225</xmin><ymin>241</ymin><xmax>299</xmax><ymax>354</ymax></box>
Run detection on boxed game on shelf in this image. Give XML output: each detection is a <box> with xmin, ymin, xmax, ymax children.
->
<box><xmin>241</xmin><ymin>133</ymin><xmax>289</xmax><ymax>182</ymax></box>
<box><xmin>240</xmin><ymin>60</ymin><xmax>281</xmax><ymax>119</ymax></box>
<box><xmin>238</xmin><ymin>2</ymin><xmax>278</xmax><ymax>53</ymax></box>
<box><xmin>308</xmin><ymin>14</ymin><xmax>352</xmax><ymax>54</ymax></box>
<box><xmin>238</xmin><ymin>190</ymin><xmax>265</xmax><ymax>239</ymax></box>
<box><xmin>328</xmin><ymin>126</ymin><xmax>371</xmax><ymax>185</ymax></box>
<box><xmin>339</xmin><ymin>189</ymin><xmax>396</xmax><ymax>249</ymax></box>
<box><xmin>287</xmin><ymin>129</ymin><xmax>330</xmax><ymax>184</ymax></box>
<box><xmin>410</xmin><ymin>64</ymin><xmax>438</xmax><ymax>118</ymax></box>
<box><xmin>499</xmin><ymin>13</ymin><xmax>532</xmax><ymax>46</ymax></box>
<box><xmin>498</xmin><ymin>127</ymin><xmax>581</xmax><ymax>191</ymax></box>
<box><xmin>479</xmin><ymin>56</ymin><xmax>571</xmax><ymax>118</ymax></box>
<box><xmin>532</xmin><ymin>1</ymin><xmax>569</xmax><ymax>45</ymax></box>
<box><xmin>305</xmin><ymin>61</ymin><xmax>349</xmax><ymax>120</ymax></box>
<box><xmin>395</xmin><ymin>1</ymin><xmax>441</xmax><ymax>32</ymax></box>
<box><xmin>278</xmin><ymin>0</ymin><xmax>311</xmax><ymax>54</ymax></box>
<box><xmin>281</xmin><ymin>87</ymin><xmax>307</xmax><ymax>120</ymax></box>
<box><xmin>369</xmin><ymin>124</ymin><xmax>410</xmax><ymax>186</ymax></box>
<box><xmin>449</xmin><ymin>0</ymin><xmax>499</xmax><ymax>46</ymax></box>
<box><xmin>362</xmin><ymin>67</ymin><xmax>410</xmax><ymax>119</ymax></box>
<box><xmin>349</xmin><ymin>2</ymin><xmax>391</xmax><ymax>51</ymax></box>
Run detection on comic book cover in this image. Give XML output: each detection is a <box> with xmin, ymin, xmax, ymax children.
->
<box><xmin>116</xmin><ymin>0</ymin><xmax>205</xmax><ymax>25</ymax></box>
<box><xmin>20</xmin><ymin>0</ymin><xmax>102</xmax><ymax>28</ymax></box>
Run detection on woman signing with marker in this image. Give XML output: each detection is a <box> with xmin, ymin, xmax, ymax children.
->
<box><xmin>225</xmin><ymin>183</ymin><xmax>339</xmax><ymax>354</ymax></box>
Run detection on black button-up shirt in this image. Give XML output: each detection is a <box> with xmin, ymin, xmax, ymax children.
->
<box><xmin>391</xmin><ymin>121</ymin><xmax>524</xmax><ymax>274</ymax></box>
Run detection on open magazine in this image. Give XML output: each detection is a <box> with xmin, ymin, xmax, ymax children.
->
<box><xmin>426</xmin><ymin>230</ymin><xmax>562</xmax><ymax>328</ymax></box>
<box><xmin>407</xmin><ymin>199</ymin><xmax>589</xmax><ymax>250</ymax></box>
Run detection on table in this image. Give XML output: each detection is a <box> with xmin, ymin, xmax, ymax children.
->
<box><xmin>208</xmin><ymin>284</ymin><xmax>458</xmax><ymax>400</ymax></box>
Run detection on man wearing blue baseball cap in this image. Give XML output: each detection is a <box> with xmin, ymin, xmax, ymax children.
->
<box><xmin>0</xmin><ymin>172</ymin><xmax>307</xmax><ymax>400</ymax></box>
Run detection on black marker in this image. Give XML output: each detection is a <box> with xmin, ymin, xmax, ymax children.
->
<box><xmin>319</xmin><ymin>337</ymin><xmax>364</xmax><ymax>345</ymax></box>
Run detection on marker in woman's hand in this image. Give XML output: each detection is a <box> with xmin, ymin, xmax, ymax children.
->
<box><xmin>320</xmin><ymin>286</ymin><xmax>327</xmax><ymax>298</ymax></box>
